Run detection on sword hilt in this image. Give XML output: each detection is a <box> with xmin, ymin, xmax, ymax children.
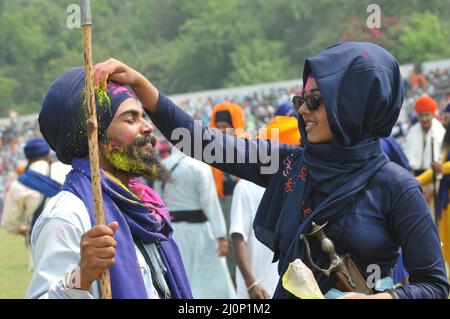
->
<box><xmin>301</xmin><ymin>221</ymin><xmax>357</xmax><ymax>289</ymax></box>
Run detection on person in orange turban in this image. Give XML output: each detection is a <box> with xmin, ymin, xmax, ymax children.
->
<box><xmin>417</xmin><ymin>102</ymin><xmax>450</xmax><ymax>266</ymax></box>
<box><xmin>404</xmin><ymin>96</ymin><xmax>445</xmax><ymax>176</ymax></box>
<box><xmin>405</xmin><ymin>95</ymin><xmax>444</xmax><ymax>176</ymax></box>
<box><xmin>209</xmin><ymin>102</ymin><xmax>246</xmax><ymax>283</ymax></box>
<box><xmin>415</xmin><ymin>95</ymin><xmax>438</xmax><ymax>115</ymax></box>
<box><xmin>259</xmin><ymin>101</ymin><xmax>300</xmax><ymax>146</ymax></box>
<box><xmin>210</xmin><ymin>102</ymin><xmax>246</xmax><ymax>198</ymax></box>
<box><xmin>210</xmin><ymin>102</ymin><xmax>246</xmax><ymax>137</ymax></box>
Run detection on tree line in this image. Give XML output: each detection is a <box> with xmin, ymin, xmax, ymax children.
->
<box><xmin>0</xmin><ymin>0</ymin><xmax>449</xmax><ymax>116</ymax></box>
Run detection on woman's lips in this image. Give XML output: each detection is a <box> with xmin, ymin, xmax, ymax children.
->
<box><xmin>305</xmin><ymin>121</ymin><xmax>317</xmax><ymax>131</ymax></box>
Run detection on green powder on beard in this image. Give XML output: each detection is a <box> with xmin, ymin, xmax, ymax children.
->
<box><xmin>150</xmin><ymin>163</ymin><xmax>158</xmax><ymax>179</ymax></box>
<box><xmin>105</xmin><ymin>148</ymin><xmax>160</xmax><ymax>181</ymax></box>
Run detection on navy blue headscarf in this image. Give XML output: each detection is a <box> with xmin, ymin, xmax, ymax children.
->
<box><xmin>39</xmin><ymin>67</ymin><xmax>135</xmax><ymax>165</ymax></box>
<box><xmin>253</xmin><ymin>42</ymin><xmax>404</xmax><ymax>298</ymax></box>
<box><xmin>380</xmin><ymin>137</ymin><xmax>410</xmax><ymax>171</ymax></box>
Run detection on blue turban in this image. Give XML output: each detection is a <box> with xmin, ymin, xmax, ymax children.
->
<box><xmin>274</xmin><ymin>101</ymin><xmax>297</xmax><ymax>118</ymax></box>
<box><xmin>24</xmin><ymin>137</ymin><xmax>50</xmax><ymax>161</ymax></box>
<box><xmin>39</xmin><ymin>67</ymin><xmax>136</xmax><ymax>164</ymax></box>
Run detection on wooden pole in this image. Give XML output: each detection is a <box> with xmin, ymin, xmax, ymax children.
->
<box><xmin>431</xmin><ymin>135</ymin><xmax>439</xmax><ymax>230</ymax></box>
<box><xmin>80</xmin><ymin>0</ymin><xmax>112</xmax><ymax>299</ymax></box>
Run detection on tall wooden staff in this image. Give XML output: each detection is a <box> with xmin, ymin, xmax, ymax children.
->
<box><xmin>80</xmin><ymin>0</ymin><xmax>112</xmax><ymax>299</ymax></box>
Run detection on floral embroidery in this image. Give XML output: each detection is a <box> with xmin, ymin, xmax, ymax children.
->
<box><xmin>282</xmin><ymin>153</ymin><xmax>294</xmax><ymax>177</ymax></box>
<box><xmin>302</xmin><ymin>207</ymin><xmax>312</xmax><ymax>219</ymax></box>
<box><xmin>301</xmin><ymin>200</ymin><xmax>312</xmax><ymax>220</ymax></box>
<box><xmin>298</xmin><ymin>164</ymin><xmax>308</xmax><ymax>181</ymax></box>
<box><xmin>284</xmin><ymin>178</ymin><xmax>294</xmax><ymax>193</ymax></box>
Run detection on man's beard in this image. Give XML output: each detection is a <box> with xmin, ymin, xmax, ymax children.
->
<box><xmin>102</xmin><ymin>134</ymin><xmax>171</xmax><ymax>183</ymax></box>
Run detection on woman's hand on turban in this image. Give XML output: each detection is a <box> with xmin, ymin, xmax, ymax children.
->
<box><xmin>94</xmin><ymin>58</ymin><xmax>160</xmax><ymax>113</ymax></box>
<box><xmin>93</xmin><ymin>58</ymin><xmax>142</xmax><ymax>90</ymax></box>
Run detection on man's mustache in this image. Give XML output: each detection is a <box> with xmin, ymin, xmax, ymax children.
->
<box><xmin>133</xmin><ymin>135</ymin><xmax>157</xmax><ymax>148</ymax></box>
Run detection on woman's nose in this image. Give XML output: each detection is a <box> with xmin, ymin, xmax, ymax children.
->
<box><xmin>298</xmin><ymin>101</ymin><xmax>309</xmax><ymax>115</ymax></box>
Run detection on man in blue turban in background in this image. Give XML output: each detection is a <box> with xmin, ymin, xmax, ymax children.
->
<box><xmin>2</xmin><ymin>137</ymin><xmax>69</xmax><ymax>271</ymax></box>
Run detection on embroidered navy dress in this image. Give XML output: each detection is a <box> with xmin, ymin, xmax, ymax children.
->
<box><xmin>147</xmin><ymin>42</ymin><xmax>449</xmax><ymax>299</ymax></box>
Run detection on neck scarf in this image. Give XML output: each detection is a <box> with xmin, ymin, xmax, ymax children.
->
<box><xmin>18</xmin><ymin>169</ymin><xmax>61</xmax><ymax>197</ymax></box>
<box><xmin>381</xmin><ymin>137</ymin><xmax>410</xmax><ymax>170</ymax></box>
<box><xmin>62</xmin><ymin>158</ymin><xmax>192</xmax><ymax>299</ymax></box>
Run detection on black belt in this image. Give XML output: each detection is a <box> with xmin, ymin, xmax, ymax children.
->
<box><xmin>170</xmin><ymin>210</ymin><xmax>208</xmax><ymax>223</ymax></box>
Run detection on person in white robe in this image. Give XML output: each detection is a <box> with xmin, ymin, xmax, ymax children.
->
<box><xmin>2</xmin><ymin>138</ymin><xmax>70</xmax><ymax>272</ymax></box>
<box><xmin>404</xmin><ymin>95</ymin><xmax>445</xmax><ymax>218</ymax></box>
<box><xmin>229</xmin><ymin>179</ymin><xmax>279</xmax><ymax>299</ymax></box>
<box><xmin>154</xmin><ymin>146</ymin><xmax>236</xmax><ymax>299</ymax></box>
<box><xmin>404</xmin><ymin>95</ymin><xmax>445</xmax><ymax>176</ymax></box>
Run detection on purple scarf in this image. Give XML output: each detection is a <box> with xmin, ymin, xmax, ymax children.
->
<box><xmin>62</xmin><ymin>158</ymin><xmax>192</xmax><ymax>299</ymax></box>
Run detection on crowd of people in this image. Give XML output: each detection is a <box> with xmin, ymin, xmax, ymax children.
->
<box><xmin>1</xmin><ymin>49</ymin><xmax>450</xmax><ymax>299</ymax></box>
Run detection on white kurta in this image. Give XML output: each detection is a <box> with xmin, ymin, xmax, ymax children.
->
<box><xmin>404</xmin><ymin>118</ymin><xmax>445</xmax><ymax>171</ymax></box>
<box><xmin>26</xmin><ymin>191</ymin><xmax>169</xmax><ymax>299</ymax></box>
<box><xmin>154</xmin><ymin>150</ymin><xmax>236</xmax><ymax>299</ymax></box>
<box><xmin>1</xmin><ymin>160</ymin><xmax>70</xmax><ymax>234</ymax></box>
<box><xmin>229</xmin><ymin>180</ymin><xmax>279</xmax><ymax>299</ymax></box>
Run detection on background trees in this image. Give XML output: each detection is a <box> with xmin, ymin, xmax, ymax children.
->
<box><xmin>0</xmin><ymin>0</ymin><xmax>449</xmax><ymax>116</ymax></box>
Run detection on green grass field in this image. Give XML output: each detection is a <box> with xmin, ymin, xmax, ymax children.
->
<box><xmin>0</xmin><ymin>227</ymin><xmax>33</xmax><ymax>299</ymax></box>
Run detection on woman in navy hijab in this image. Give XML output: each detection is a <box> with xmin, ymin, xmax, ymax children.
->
<box><xmin>93</xmin><ymin>42</ymin><xmax>449</xmax><ymax>299</ymax></box>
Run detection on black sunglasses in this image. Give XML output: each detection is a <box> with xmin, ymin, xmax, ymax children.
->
<box><xmin>292</xmin><ymin>95</ymin><xmax>324</xmax><ymax>112</ymax></box>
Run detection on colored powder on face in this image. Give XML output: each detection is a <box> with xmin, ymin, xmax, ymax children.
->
<box><xmin>80</xmin><ymin>86</ymin><xmax>112</xmax><ymax>123</ymax></box>
<box><xmin>111</xmin><ymin>140</ymin><xmax>120</xmax><ymax>148</ymax></box>
<box><xmin>96</xmin><ymin>87</ymin><xmax>111</xmax><ymax>110</ymax></box>
<box><xmin>103</xmin><ymin>143</ymin><xmax>160</xmax><ymax>181</ymax></box>
<box><xmin>77</xmin><ymin>86</ymin><xmax>113</xmax><ymax>141</ymax></box>
<box><xmin>304</xmin><ymin>75</ymin><xmax>314</xmax><ymax>94</ymax></box>
<box><xmin>111</xmin><ymin>86</ymin><xmax>131</xmax><ymax>96</ymax></box>
<box><xmin>150</xmin><ymin>163</ymin><xmax>158</xmax><ymax>179</ymax></box>
<box><xmin>108</xmin><ymin>151</ymin><xmax>144</xmax><ymax>172</ymax></box>
<box><xmin>108</xmin><ymin>82</ymin><xmax>135</xmax><ymax>100</ymax></box>
<box><xmin>80</xmin><ymin>86</ymin><xmax>111</xmax><ymax>111</ymax></box>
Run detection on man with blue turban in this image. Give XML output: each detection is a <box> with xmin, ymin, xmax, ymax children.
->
<box><xmin>2</xmin><ymin>136</ymin><xmax>69</xmax><ymax>270</ymax></box>
<box><xmin>1</xmin><ymin>137</ymin><xmax>65</xmax><ymax>236</ymax></box>
<box><xmin>27</xmin><ymin>67</ymin><xmax>191</xmax><ymax>299</ymax></box>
